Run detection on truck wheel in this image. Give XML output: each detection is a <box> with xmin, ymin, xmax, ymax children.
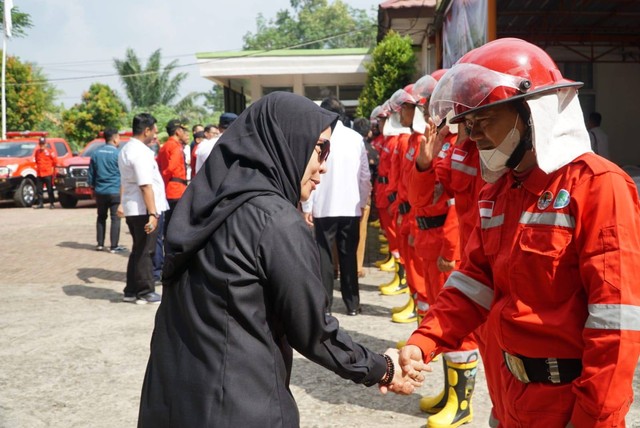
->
<box><xmin>13</xmin><ymin>178</ymin><xmax>36</xmax><ymax>207</ymax></box>
<box><xmin>58</xmin><ymin>192</ymin><xmax>78</xmax><ymax>208</ymax></box>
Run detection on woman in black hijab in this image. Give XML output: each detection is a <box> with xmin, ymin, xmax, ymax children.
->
<box><xmin>138</xmin><ymin>93</ymin><xmax>423</xmax><ymax>428</ymax></box>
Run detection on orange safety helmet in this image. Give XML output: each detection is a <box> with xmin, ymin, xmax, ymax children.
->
<box><xmin>429</xmin><ymin>38</ymin><xmax>582</xmax><ymax>124</ymax></box>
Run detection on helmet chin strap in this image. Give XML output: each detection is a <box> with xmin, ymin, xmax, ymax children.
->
<box><xmin>505</xmin><ymin>102</ymin><xmax>533</xmax><ymax>170</ymax></box>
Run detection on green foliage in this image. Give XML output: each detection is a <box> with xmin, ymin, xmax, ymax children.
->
<box><xmin>356</xmin><ymin>31</ymin><xmax>417</xmax><ymax>118</ymax></box>
<box><xmin>113</xmin><ymin>48</ymin><xmax>187</xmax><ymax>109</ymax></box>
<box><xmin>0</xmin><ymin>0</ymin><xmax>33</xmax><ymax>38</ymax></box>
<box><xmin>243</xmin><ymin>0</ymin><xmax>376</xmax><ymax>50</ymax></box>
<box><xmin>202</xmin><ymin>84</ymin><xmax>225</xmax><ymax>115</ymax></box>
<box><xmin>61</xmin><ymin>83</ymin><xmax>127</xmax><ymax>147</ymax></box>
<box><xmin>4</xmin><ymin>55</ymin><xmax>58</xmax><ymax>131</ymax></box>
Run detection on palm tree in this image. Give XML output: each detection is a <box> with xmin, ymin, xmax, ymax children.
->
<box><xmin>113</xmin><ymin>48</ymin><xmax>187</xmax><ymax>109</ymax></box>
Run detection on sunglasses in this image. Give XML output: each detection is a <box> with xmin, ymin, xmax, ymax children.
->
<box><xmin>316</xmin><ymin>139</ymin><xmax>331</xmax><ymax>163</ymax></box>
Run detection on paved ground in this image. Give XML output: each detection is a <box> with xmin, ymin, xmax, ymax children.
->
<box><xmin>0</xmin><ymin>201</ymin><xmax>639</xmax><ymax>428</ymax></box>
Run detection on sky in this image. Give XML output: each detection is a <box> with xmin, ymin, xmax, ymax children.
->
<box><xmin>8</xmin><ymin>0</ymin><xmax>381</xmax><ymax>107</ymax></box>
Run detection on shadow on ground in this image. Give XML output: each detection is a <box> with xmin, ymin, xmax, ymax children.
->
<box><xmin>62</xmin><ymin>284</ymin><xmax>123</xmax><ymax>303</ymax></box>
<box><xmin>76</xmin><ymin>267</ymin><xmax>126</xmax><ymax>284</ymax></box>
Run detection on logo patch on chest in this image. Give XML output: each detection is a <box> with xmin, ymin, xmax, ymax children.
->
<box><xmin>553</xmin><ymin>189</ymin><xmax>570</xmax><ymax>209</ymax></box>
<box><xmin>537</xmin><ymin>191</ymin><xmax>554</xmax><ymax>210</ymax></box>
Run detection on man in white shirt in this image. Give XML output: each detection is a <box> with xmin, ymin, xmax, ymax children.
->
<box><xmin>194</xmin><ymin>112</ymin><xmax>238</xmax><ymax>174</ymax></box>
<box><xmin>118</xmin><ymin>113</ymin><xmax>169</xmax><ymax>305</ymax></box>
<box><xmin>302</xmin><ymin>97</ymin><xmax>372</xmax><ymax>316</ymax></box>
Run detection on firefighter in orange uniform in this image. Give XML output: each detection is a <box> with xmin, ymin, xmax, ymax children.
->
<box><xmin>402</xmin><ymin>74</ymin><xmax>480</xmax><ymax>428</ymax></box>
<box><xmin>382</xmin><ymin>86</ymin><xmax>429</xmax><ymax>323</ymax></box>
<box><xmin>34</xmin><ymin>136</ymin><xmax>57</xmax><ymax>209</ymax></box>
<box><xmin>379</xmin><ymin>95</ymin><xmax>413</xmax><ymax>298</ymax></box>
<box><xmin>400</xmin><ymin>38</ymin><xmax>640</xmax><ymax>427</ymax></box>
<box><xmin>157</xmin><ymin>119</ymin><xmax>189</xmax><ymax>241</ymax></box>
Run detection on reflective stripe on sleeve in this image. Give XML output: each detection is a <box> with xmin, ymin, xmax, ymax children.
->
<box><xmin>585</xmin><ymin>304</ymin><xmax>640</xmax><ymax>331</ymax></box>
<box><xmin>481</xmin><ymin>214</ymin><xmax>504</xmax><ymax>229</ymax></box>
<box><xmin>520</xmin><ymin>211</ymin><xmax>576</xmax><ymax>228</ymax></box>
<box><xmin>444</xmin><ymin>271</ymin><xmax>494</xmax><ymax>310</ymax></box>
<box><xmin>447</xmin><ymin>198</ymin><xmax>455</xmax><ymax>207</ymax></box>
<box><xmin>451</xmin><ymin>161</ymin><xmax>478</xmax><ymax>177</ymax></box>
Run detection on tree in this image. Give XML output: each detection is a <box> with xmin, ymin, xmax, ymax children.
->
<box><xmin>0</xmin><ymin>0</ymin><xmax>33</xmax><ymax>38</ymax></box>
<box><xmin>4</xmin><ymin>55</ymin><xmax>58</xmax><ymax>130</ymax></box>
<box><xmin>202</xmin><ymin>84</ymin><xmax>225</xmax><ymax>115</ymax></box>
<box><xmin>113</xmin><ymin>48</ymin><xmax>187</xmax><ymax>109</ymax></box>
<box><xmin>356</xmin><ymin>31</ymin><xmax>417</xmax><ymax>118</ymax></box>
<box><xmin>62</xmin><ymin>83</ymin><xmax>127</xmax><ymax>146</ymax></box>
<box><xmin>243</xmin><ymin>0</ymin><xmax>376</xmax><ymax>50</ymax></box>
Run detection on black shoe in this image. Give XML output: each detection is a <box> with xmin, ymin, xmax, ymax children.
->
<box><xmin>347</xmin><ymin>307</ymin><xmax>362</xmax><ymax>316</ymax></box>
<box><xmin>34</xmin><ymin>204</ymin><xmax>44</xmax><ymax>209</ymax></box>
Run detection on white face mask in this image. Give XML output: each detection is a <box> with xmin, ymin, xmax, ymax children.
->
<box><xmin>478</xmin><ymin>114</ymin><xmax>520</xmax><ymax>172</ymax></box>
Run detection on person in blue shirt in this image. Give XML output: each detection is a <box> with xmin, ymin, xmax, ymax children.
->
<box><xmin>88</xmin><ymin>128</ymin><xmax>126</xmax><ymax>253</ymax></box>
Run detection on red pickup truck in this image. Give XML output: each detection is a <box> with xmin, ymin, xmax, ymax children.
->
<box><xmin>55</xmin><ymin>131</ymin><xmax>132</xmax><ymax>208</ymax></box>
<box><xmin>0</xmin><ymin>131</ymin><xmax>73</xmax><ymax>207</ymax></box>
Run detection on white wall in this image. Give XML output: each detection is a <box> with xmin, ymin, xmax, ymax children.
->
<box><xmin>594</xmin><ymin>63</ymin><xmax>640</xmax><ymax>166</ymax></box>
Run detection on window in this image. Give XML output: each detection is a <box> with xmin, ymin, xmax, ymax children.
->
<box><xmin>54</xmin><ymin>141</ymin><xmax>69</xmax><ymax>156</ymax></box>
<box><xmin>262</xmin><ymin>87</ymin><xmax>293</xmax><ymax>95</ymax></box>
<box><xmin>305</xmin><ymin>85</ymin><xmax>337</xmax><ymax>100</ymax></box>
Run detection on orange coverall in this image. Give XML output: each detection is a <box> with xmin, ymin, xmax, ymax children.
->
<box><xmin>375</xmin><ymin>135</ymin><xmax>400</xmax><ymax>255</ymax></box>
<box><xmin>408</xmin><ymin>153</ymin><xmax>640</xmax><ymax>427</ymax></box>
<box><xmin>157</xmin><ymin>136</ymin><xmax>187</xmax><ymax>201</ymax></box>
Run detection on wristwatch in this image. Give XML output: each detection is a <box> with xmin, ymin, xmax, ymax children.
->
<box><xmin>148</xmin><ymin>212</ymin><xmax>160</xmax><ymax>219</ymax></box>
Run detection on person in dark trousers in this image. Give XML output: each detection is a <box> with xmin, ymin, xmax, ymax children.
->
<box><xmin>117</xmin><ymin>113</ymin><xmax>169</xmax><ymax>305</ymax></box>
<box><xmin>301</xmin><ymin>97</ymin><xmax>371</xmax><ymax>315</ymax></box>
<box><xmin>137</xmin><ymin>92</ymin><xmax>426</xmax><ymax>428</ymax></box>
<box><xmin>33</xmin><ymin>137</ymin><xmax>57</xmax><ymax>209</ymax></box>
<box><xmin>88</xmin><ymin>128</ymin><xmax>125</xmax><ymax>253</ymax></box>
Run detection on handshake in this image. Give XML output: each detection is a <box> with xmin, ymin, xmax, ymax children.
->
<box><xmin>378</xmin><ymin>345</ymin><xmax>428</xmax><ymax>395</ymax></box>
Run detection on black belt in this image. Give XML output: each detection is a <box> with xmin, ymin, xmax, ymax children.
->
<box><xmin>387</xmin><ymin>192</ymin><xmax>397</xmax><ymax>203</ymax></box>
<box><xmin>170</xmin><ymin>177</ymin><xmax>188</xmax><ymax>185</ymax></box>
<box><xmin>416</xmin><ymin>214</ymin><xmax>447</xmax><ymax>230</ymax></box>
<box><xmin>503</xmin><ymin>351</ymin><xmax>582</xmax><ymax>384</ymax></box>
<box><xmin>398</xmin><ymin>201</ymin><xmax>411</xmax><ymax>215</ymax></box>
<box><xmin>377</xmin><ymin>176</ymin><xmax>389</xmax><ymax>184</ymax></box>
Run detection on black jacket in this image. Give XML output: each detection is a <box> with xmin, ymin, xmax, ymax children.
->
<box><xmin>138</xmin><ymin>194</ymin><xmax>386</xmax><ymax>427</ymax></box>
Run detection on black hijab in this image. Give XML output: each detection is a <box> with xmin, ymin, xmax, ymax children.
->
<box><xmin>163</xmin><ymin>92</ymin><xmax>339</xmax><ymax>282</ymax></box>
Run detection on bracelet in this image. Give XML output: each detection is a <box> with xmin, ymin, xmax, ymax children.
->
<box><xmin>379</xmin><ymin>354</ymin><xmax>395</xmax><ymax>386</ymax></box>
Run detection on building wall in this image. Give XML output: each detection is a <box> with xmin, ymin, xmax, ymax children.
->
<box><xmin>594</xmin><ymin>62</ymin><xmax>640</xmax><ymax>166</ymax></box>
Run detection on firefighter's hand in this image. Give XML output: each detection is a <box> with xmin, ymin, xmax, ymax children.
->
<box><xmin>437</xmin><ymin>256</ymin><xmax>456</xmax><ymax>273</ymax></box>
<box><xmin>397</xmin><ymin>345</ymin><xmax>430</xmax><ymax>388</ymax></box>
<box><xmin>379</xmin><ymin>348</ymin><xmax>428</xmax><ymax>395</ymax></box>
<box><xmin>415</xmin><ymin>118</ymin><xmax>442</xmax><ymax>171</ymax></box>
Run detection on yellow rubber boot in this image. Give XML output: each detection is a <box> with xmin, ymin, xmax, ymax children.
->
<box><xmin>391</xmin><ymin>297</ymin><xmax>417</xmax><ymax>323</ymax></box>
<box><xmin>379</xmin><ymin>256</ymin><xmax>396</xmax><ymax>272</ymax></box>
<box><xmin>379</xmin><ymin>245</ymin><xmax>389</xmax><ymax>255</ymax></box>
<box><xmin>375</xmin><ymin>254</ymin><xmax>392</xmax><ymax>268</ymax></box>
<box><xmin>420</xmin><ymin>359</ymin><xmax>447</xmax><ymax>414</ymax></box>
<box><xmin>391</xmin><ymin>294</ymin><xmax>413</xmax><ymax>314</ymax></box>
<box><xmin>369</xmin><ymin>219</ymin><xmax>380</xmax><ymax>228</ymax></box>
<box><xmin>378</xmin><ymin>234</ymin><xmax>388</xmax><ymax>243</ymax></box>
<box><xmin>378</xmin><ymin>274</ymin><xmax>408</xmax><ymax>295</ymax></box>
<box><xmin>426</xmin><ymin>360</ymin><xmax>477</xmax><ymax>428</ymax></box>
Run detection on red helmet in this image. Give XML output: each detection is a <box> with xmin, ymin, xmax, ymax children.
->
<box><xmin>370</xmin><ymin>105</ymin><xmax>384</xmax><ymax>121</ymax></box>
<box><xmin>389</xmin><ymin>87</ymin><xmax>418</xmax><ymax>112</ymax></box>
<box><xmin>430</xmin><ymin>69</ymin><xmax>448</xmax><ymax>82</ymax></box>
<box><xmin>429</xmin><ymin>38</ymin><xmax>582</xmax><ymax>123</ymax></box>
